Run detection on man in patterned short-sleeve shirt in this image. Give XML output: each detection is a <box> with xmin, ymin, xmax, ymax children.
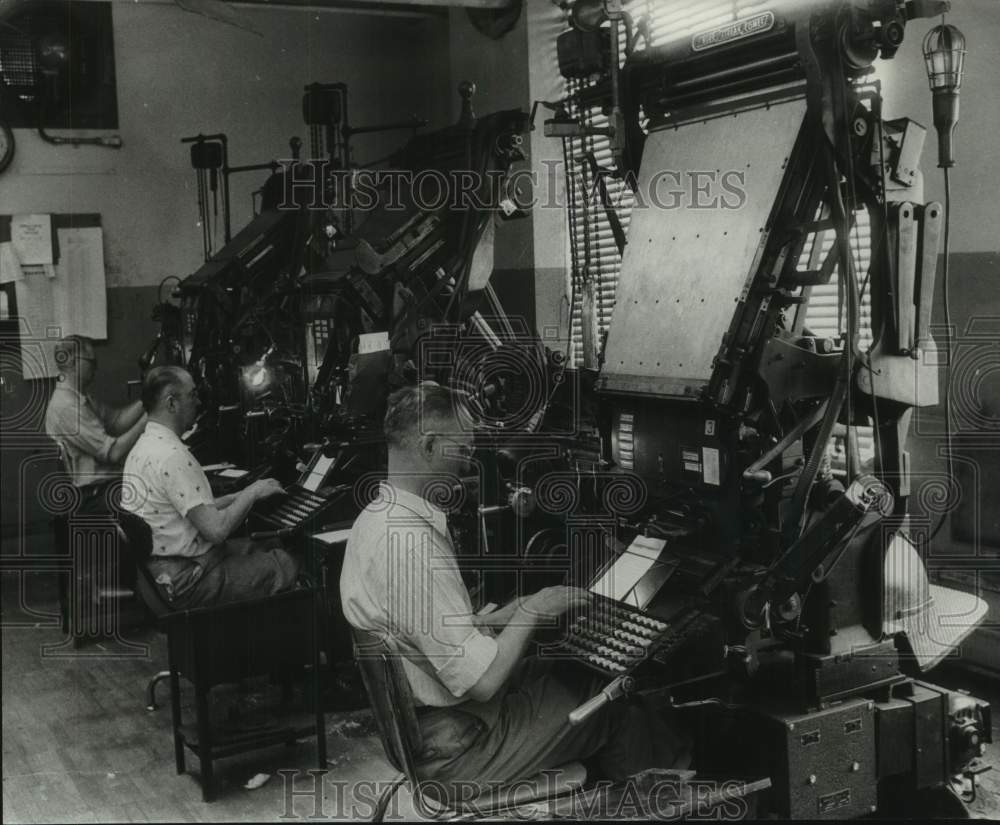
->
<box><xmin>123</xmin><ymin>366</ymin><xmax>298</xmax><ymax>607</ymax></box>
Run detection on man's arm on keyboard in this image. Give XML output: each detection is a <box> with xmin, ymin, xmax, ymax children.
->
<box><xmin>466</xmin><ymin>586</ymin><xmax>593</xmax><ymax>703</ymax></box>
<box><xmin>473</xmin><ymin>597</ymin><xmax>526</xmax><ymax>631</ymax></box>
<box><xmin>214</xmin><ymin>492</ymin><xmax>239</xmax><ymax>510</ymax></box>
<box><xmin>189</xmin><ymin>479</ymin><xmax>284</xmax><ymax>544</ymax></box>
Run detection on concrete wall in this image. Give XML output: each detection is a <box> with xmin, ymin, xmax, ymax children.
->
<box><xmin>6</xmin><ymin>1</ymin><xmax>451</xmax><ymax>294</ymax></box>
<box><xmin>445</xmin><ymin>3</ymin><xmax>573</xmax><ymax>349</ymax></box>
<box><xmin>1</xmin><ymin>0</ymin><xmax>451</xmax><ymax>539</ymax></box>
<box><xmin>4</xmin><ymin>1</ymin><xmax>450</xmax><ymax>402</ymax></box>
<box><xmin>876</xmin><ymin>0</ymin><xmax>1000</xmax><ymax>257</ymax></box>
<box><xmin>524</xmin><ymin>1</ymin><xmax>573</xmax><ymax>349</ymax></box>
<box><xmin>881</xmin><ymin>4</ymin><xmax>1000</xmax><ymax>564</ymax></box>
<box><xmin>447</xmin><ymin>6</ymin><xmax>536</xmax><ymax>333</ymax></box>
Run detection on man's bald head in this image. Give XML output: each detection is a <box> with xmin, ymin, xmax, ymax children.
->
<box><xmin>141</xmin><ymin>366</ymin><xmax>190</xmax><ymax>413</ymax></box>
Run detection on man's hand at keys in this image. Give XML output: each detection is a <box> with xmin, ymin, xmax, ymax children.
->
<box><xmin>250</xmin><ymin>478</ymin><xmax>286</xmax><ymax>500</ymax></box>
<box><xmin>519</xmin><ymin>586</ymin><xmax>593</xmax><ymax>624</ymax></box>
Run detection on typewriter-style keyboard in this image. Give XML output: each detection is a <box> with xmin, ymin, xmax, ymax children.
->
<box><xmin>548</xmin><ymin>593</ymin><xmax>720</xmax><ymax>679</ymax></box>
<box><xmin>254</xmin><ymin>488</ymin><xmax>333</xmax><ymax>530</ymax></box>
<box><xmin>549</xmin><ymin>594</ymin><xmax>675</xmax><ymax>677</ymax></box>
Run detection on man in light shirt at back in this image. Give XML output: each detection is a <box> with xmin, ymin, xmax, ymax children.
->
<box><xmin>44</xmin><ymin>335</ymin><xmax>147</xmax><ymax>508</ymax></box>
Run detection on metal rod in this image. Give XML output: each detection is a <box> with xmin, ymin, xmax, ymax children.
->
<box><xmin>347</xmin><ymin>118</ymin><xmax>427</xmax><ymax>136</ymax></box>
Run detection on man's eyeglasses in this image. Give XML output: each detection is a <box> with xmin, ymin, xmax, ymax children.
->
<box><xmin>435</xmin><ymin>435</ymin><xmax>475</xmax><ymax>459</ymax></box>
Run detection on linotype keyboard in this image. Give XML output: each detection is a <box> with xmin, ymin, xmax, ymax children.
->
<box><xmin>553</xmin><ymin>594</ymin><xmax>714</xmax><ymax>678</ymax></box>
<box><xmin>251</xmin><ymin>485</ymin><xmax>348</xmax><ymax>533</ymax></box>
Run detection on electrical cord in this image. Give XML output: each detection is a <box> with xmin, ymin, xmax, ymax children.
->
<box><xmin>563</xmin><ymin>119</ymin><xmax>581</xmax><ymax>370</ymax></box>
<box><xmin>928</xmin><ymin>165</ymin><xmax>954</xmax><ymax>541</ymax></box>
<box><xmin>865</xmin><ymin>100</ymin><xmax>892</xmax><ymax>473</ymax></box>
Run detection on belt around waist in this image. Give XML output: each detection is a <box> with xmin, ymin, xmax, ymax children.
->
<box><xmin>147</xmin><ymin>550</ymin><xmax>214</xmax><ymax>565</ymax></box>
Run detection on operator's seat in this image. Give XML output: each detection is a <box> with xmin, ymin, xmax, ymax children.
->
<box><xmin>352</xmin><ymin>628</ymin><xmax>587</xmax><ymax>821</ymax></box>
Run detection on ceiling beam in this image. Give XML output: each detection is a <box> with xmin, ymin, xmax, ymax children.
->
<box><xmin>232</xmin><ymin>0</ymin><xmax>511</xmax><ymax>9</ymax></box>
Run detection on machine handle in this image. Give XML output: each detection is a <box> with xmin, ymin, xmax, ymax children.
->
<box><xmin>568</xmin><ymin>675</ymin><xmax>634</xmax><ymax>726</ymax></box>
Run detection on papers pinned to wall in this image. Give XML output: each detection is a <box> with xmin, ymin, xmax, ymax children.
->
<box><xmin>52</xmin><ymin>227</ymin><xmax>108</xmax><ymax>340</ymax></box>
<box><xmin>0</xmin><ymin>242</ymin><xmax>23</xmax><ymax>284</ymax></box>
<box><xmin>1</xmin><ymin>216</ymin><xmax>108</xmax><ymax>379</ymax></box>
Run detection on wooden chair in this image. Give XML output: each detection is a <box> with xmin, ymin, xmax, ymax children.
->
<box><xmin>117</xmin><ymin>512</ymin><xmax>172</xmax><ymax>710</ymax></box>
<box><xmin>119</xmin><ymin>512</ymin><xmax>327</xmax><ymax>802</ymax></box>
<box><xmin>168</xmin><ymin>588</ymin><xmax>327</xmax><ymax>801</ymax></box>
<box><xmin>352</xmin><ymin>628</ymin><xmax>587</xmax><ymax>821</ymax></box>
<box><xmin>54</xmin><ymin>478</ymin><xmax>138</xmax><ymax>648</ymax></box>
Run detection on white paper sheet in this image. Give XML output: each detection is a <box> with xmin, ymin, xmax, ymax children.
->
<box><xmin>52</xmin><ymin>227</ymin><xmax>107</xmax><ymax>339</ymax></box>
<box><xmin>358</xmin><ymin>331</ymin><xmax>390</xmax><ymax>354</ymax></box>
<box><xmin>11</xmin><ymin>214</ymin><xmax>54</xmax><ymax>265</ymax></box>
<box><xmin>301</xmin><ymin>454</ymin><xmax>335</xmax><ymax>492</ymax></box>
<box><xmin>702</xmin><ymin>447</ymin><xmax>720</xmax><ymax>486</ymax></box>
<box><xmin>0</xmin><ymin>242</ymin><xmax>23</xmax><ymax>284</ymax></box>
<box><xmin>312</xmin><ymin>528</ymin><xmax>352</xmax><ymax>545</ymax></box>
<box><xmin>589</xmin><ymin>536</ymin><xmax>667</xmax><ymax>602</ymax></box>
<box><xmin>12</xmin><ymin>268</ymin><xmax>61</xmax><ymax>379</ymax></box>
<box><xmin>218</xmin><ymin>469</ymin><xmax>249</xmax><ymax>479</ymax></box>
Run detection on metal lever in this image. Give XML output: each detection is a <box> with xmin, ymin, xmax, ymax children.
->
<box><xmin>568</xmin><ymin>674</ymin><xmax>634</xmax><ymax>727</ymax></box>
<box><xmin>249</xmin><ymin>527</ymin><xmax>295</xmax><ymax>541</ymax></box>
<box><xmin>914</xmin><ymin>202</ymin><xmax>943</xmax><ymax>353</ymax></box>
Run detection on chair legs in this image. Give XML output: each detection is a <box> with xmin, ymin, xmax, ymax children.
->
<box><xmin>170</xmin><ymin>668</ymin><xmax>185</xmax><ymax>776</ymax></box>
<box><xmin>165</xmin><ymin>669</ymin><xmax>328</xmax><ymax>804</ymax></box>
<box><xmin>146</xmin><ymin>671</ymin><xmax>171</xmax><ymax>711</ymax></box>
<box><xmin>195</xmin><ymin>687</ymin><xmax>215</xmax><ymax>803</ymax></box>
<box><xmin>58</xmin><ymin>570</ymin><xmax>70</xmax><ymax>635</ymax></box>
<box><xmin>372</xmin><ymin>774</ymin><xmax>406</xmax><ymax>823</ymax></box>
<box><xmin>311</xmin><ymin>666</ymin><xmax>327</xmax><ymax>770</ymax></box>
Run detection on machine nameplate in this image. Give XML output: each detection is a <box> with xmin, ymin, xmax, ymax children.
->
<box><xmin>800</xmin><ymin>730</ymin><xmax>821</xmax><ymax>746</ymax></box>
<box><xmin>817</xmin><ymin>789</ymin><xmax>851</xmax><ymax>814</ymax></box>
<box><xmin>691</xmin><ymin>11</ymin><xmax>775</xmax><ymax>52</ymax></box>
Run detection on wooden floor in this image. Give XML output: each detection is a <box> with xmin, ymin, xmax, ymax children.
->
<box><xmin>3</xmin><ymin>569</ymin><xmax>999</xmax><ymax>822</ymax></box>
<box><xmin>1</xmin><ymin>571</ymin><xmax>409</xmax><ymax>823</ymax></box>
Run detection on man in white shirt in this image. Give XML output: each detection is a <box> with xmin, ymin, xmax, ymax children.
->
<box><xmin>341</xmin><ymin>382</ymin><xmax>689</xmax><ymax>800</ymax></box>
<box><xmin>44</xmin><ymin>335</ymin><xmax>147</xmax><ymax>503</ymax></box>
<box><xmin>123</xmin><ymin>366</ymin><xmax>298</xmax><ymax>608</ymax></box>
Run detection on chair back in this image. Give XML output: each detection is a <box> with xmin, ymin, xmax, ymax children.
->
<box><xmin>117</xmin><ymin>511</ymin><xmax>172</xmax><ymax>620</ymax></box>
<box><xmin>118</xmin><ymin>511</ymin><xmax>154</xmax><ymax>561</ymax></box>
<box><xmin>169</xmin><ymin>587</ymin><xmax>322</xmax><ymax>689</ymax></box>
<box><xmin>352</xmin><ymin>628</ymin><xmax>424</xmax><ymax>776</ymax></box>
